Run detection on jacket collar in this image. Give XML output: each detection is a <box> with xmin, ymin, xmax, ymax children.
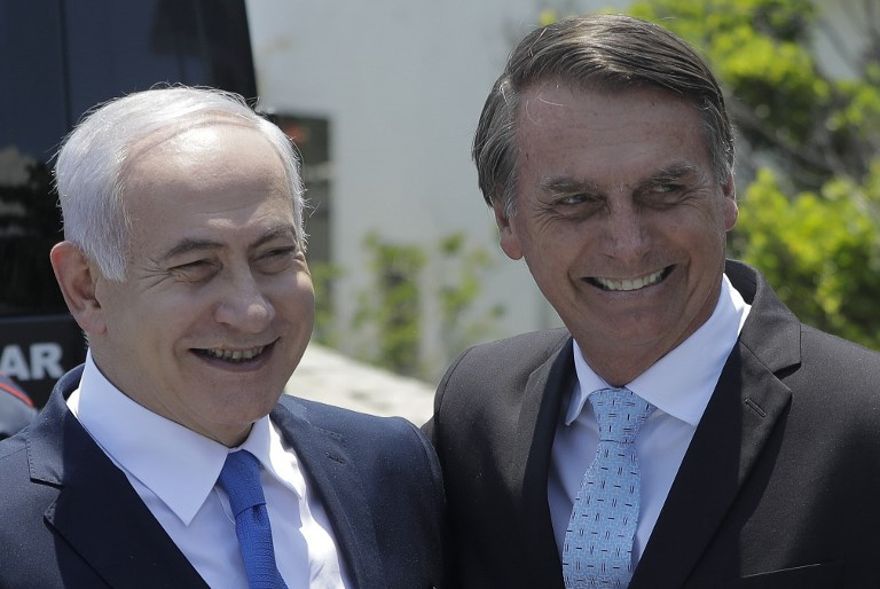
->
<box><xmin>630</xmin><ymin>260</ymin><xmax>800</xmax><ymax>588</ymax></box>
<box><xmin>28</xmin><ymin>366</ymin><xmax>209</xmax><ymax>588</ymax></box>
<box><xmin>271</xmin><ymin>396</ymin><xmax>386</xmax><ymax>588</ymax></box>
<box><xmin>510</xmin><ymin>330</ymin><xmax>573</xmax><ymax>589</ymax></box>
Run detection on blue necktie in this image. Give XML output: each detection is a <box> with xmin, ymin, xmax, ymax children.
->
<box><xmin>218</xmin><ymin>450</ymin><xmax>289</xmax><ymax>589</ymax></box>
<box><xmin>562</xmin><ymin>387</ymin><xmax>655</xmax><ymax>589</ymax></box>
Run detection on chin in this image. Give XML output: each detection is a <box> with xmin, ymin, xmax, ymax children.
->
<box><xmin>210</xmin><ymin>385</ymin><xmax>282</xmax><ymax>414</ymax></box>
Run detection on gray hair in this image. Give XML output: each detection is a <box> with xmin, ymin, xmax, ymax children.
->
<box><xmin>474</xmin><ymin>14</ymin><xmax>735</xmax><ymax>217</ymax></box>
<box><xmin>54</xmin><ymin>85</ymin><xmax>306</xmax><ymax>281</ymax></box>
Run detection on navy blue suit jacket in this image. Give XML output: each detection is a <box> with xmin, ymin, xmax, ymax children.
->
<box><xmin>0</xmin><ymin>374</ymin><xmax>36</xmax><ymax>440</ymax></box>
<box><xmin>0</xmin><ymin>366</ymin><xmax>445</xmax><ymax>588</ymax></box>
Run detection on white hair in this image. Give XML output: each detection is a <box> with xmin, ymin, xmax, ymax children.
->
<box><xmin>54</xmin><ymin>85</ymin><xmax>306</xmax><ymax>281</ymax></box>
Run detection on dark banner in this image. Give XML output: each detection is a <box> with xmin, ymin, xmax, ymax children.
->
<box><xmin>0</xmin><ymin>314</ymin><xmax>85</xmax><ymax>407</ymax></box>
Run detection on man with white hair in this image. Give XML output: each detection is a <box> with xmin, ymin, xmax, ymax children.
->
<box><xmin>0</xmin><ymin>86</ymin><xmax>445</xmax><ymax>589</ymax></box>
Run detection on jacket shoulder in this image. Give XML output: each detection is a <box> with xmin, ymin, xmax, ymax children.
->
<box><xmin>792</xmin><ymin>325</ymin><xmax>880</xmax><ymax>415</ymax></box>
<box><xmin>273</xmin><ymin>395</ymin><xmax>446</xmax><ymax>586</ymax></box>
<box><xmin>442</xmin><ymin>328</ymin><xmax>570</xmax><ymax>387</ymax></box>
<box><xmin>274</xmin><ymin>395</ymin><xmax>440</xmax><ymax>484</ymax></box>
<box><xmin>277</xmin><ymin>394</ymin><xmax>424</xmax><ymax>442</ymax></box>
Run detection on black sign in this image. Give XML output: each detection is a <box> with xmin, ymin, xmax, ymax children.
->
<box><xmin>0</xmin><ymin>314</ymin><xmax>86</xmax><ymax>407</ymax></box>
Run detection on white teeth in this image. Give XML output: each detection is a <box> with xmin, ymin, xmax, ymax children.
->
<box><xmin>204</xmin><ymin>345</ymin><xmax>265</xmax><ymax>362</ymax></box>
<box><xmin>594</xmin><ymin>269</ymin><xmax>665</xmax><ymax>292</ymax></box>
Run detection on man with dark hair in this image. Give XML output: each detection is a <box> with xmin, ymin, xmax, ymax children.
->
<box><xmin>0</xmin><ymin>373</ymin><xmax>36</xmax><ymax>440</ymax></box>
<box><xmin>427</xmin><ymin>13</ymin><xmax>880</xmax><ymax>588</ymax></box>
<box><xmin>0</xmin><ymin>86</ymin><xmax>445</xmax><ymax>589</ymax></box>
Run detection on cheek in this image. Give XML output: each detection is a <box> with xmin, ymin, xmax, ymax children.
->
<box><xmin>276</xmin><ymin>277</ymin><xmax>315</xmax><ymax>323</ymax></box>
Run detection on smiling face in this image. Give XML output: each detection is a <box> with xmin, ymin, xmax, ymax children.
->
<box><xmin>497</xmin><ymin>82</ymin><xmax>737</xmax><ymax>384</ymax></box>
<box><xmin>88</xmin><ymin>123</ymin><xmax>314</xmax><ymax>446</ymax></box>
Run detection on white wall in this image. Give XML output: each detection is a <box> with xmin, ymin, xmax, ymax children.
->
<box><xmin>243</xmin><ymin>0</ymin><xmax>651</xmax><ymax>377</ymax></box>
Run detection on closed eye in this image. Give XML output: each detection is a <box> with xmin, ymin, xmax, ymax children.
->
<box><xmin>255</xmin><ymin>246</ymin><xmax>299</xmax><ymax>273</ymax></box>
<box><xmin>261</xmin><ymin>246</ymin><xmax>297</xmax><ymax>259</ymax></box>
<box><xmin>557</xmin><ymin>193</ymin><xmax>589</xmax><ymax>205</ymax></box>
<box><xmin>552</xmin><ymin>192</ymin><xmax>605</xmax><ymax>215</ymax></box>
<box><xmin>638</xmin><ymin>182</ymin><xmax>692</xmax><ymax>208</ymax></box>
<box><xmin>652</xmin><ymin>183</ymin><xmax>682</xmax><ymax>193</ymax></box>
<box><xmin>170</xmin><ymin>259</ymin><xmax>219</xmax><ymax>282</ymax></box>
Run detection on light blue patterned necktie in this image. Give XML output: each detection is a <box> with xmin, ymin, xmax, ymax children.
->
<box><xmin>562</xmin><ymin>387</ymin><xmax>655</xmax><ymax>589</ymax></box>
<box><xmin>218</xmin><ymin>450</ymin><xmax>289</xmax><ymax>589</ymax></box>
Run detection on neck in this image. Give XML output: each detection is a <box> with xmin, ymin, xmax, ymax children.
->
<box><xmin>579</xmin><ymin>347</ymin><xmax>664</xmax><ymax>388</ymax></box>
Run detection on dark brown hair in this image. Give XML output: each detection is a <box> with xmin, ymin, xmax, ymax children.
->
<box><xmin>474</xmin><ymin>14</ymin><xmax>734</xmax><ymax>216</ymax></box>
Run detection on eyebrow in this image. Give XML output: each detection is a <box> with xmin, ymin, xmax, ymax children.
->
<box><xmin>540</xmin><ymin>162</ymin><xmax>703</xmax><ymax>195</ymax></box>
<box><xmin>159</xmin><ymin>224</ymin><xmax>297</xmax><ymax>263</ymax></box>
<box><xmin>540</xmin><ymin>176</ymin><xmax>602</xmax><ymax>195</ymax></box>
<box><xmin>637</xmin><ymin>163</ymin><xmax>702</xmax><ymax>186</ymax></box>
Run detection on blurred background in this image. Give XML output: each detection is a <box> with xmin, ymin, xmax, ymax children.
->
<box><xmin>2</xmin><ymin>0</ymin><xmax>878</xmax><ymax>421</ymax></box>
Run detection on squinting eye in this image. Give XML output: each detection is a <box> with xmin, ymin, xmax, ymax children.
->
<box><xmin>654</xmin><ymin>184</ymin><xmax>681</xmax><ymax>193</ymax></box>
<box><xmin>256</xmin><ymin>247</ymin><xmax>298</xmax><ymax>272</ymax></box>
<box><xmin>172</xmin><ymin>260</ymin><xmax>209</xmax><ymax>272</ymax></box>
<box><xmin>558</xmin><ymin>194</ymin><xmax>588</xmax><ymax>205</ymax></box>
<box><xmin>171</xmin><ymin>260</ymin><xmax>217</xmax><ymax>282</ymax></box>
<box><xmin>262</xmin><ymin>247</ymin><xmax>297</xmax><ymax>260</ymax></box>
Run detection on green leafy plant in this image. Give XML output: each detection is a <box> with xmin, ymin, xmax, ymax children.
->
<box><xmin>437</xmin><ymin>233</ymin><xmax>506</xmax><ymax>362</ymax></box>
<box><xmin>352</xmin><ymin>232</ymin><xmax>427</xmax><ymax>377</ymax></box>
<box><xmin>314</xmin><ymin>231</ymin><xmax>505</xmax><ymax>378</ymax></box>
<box><xmin>309</xmin><ymin>261</ymin><xmax>343</xmax><ymax>348</ymax></box>
<box><xmin>733</xmin><ymin>164</ymin><xmax>880</xmax><ymax>348</ymax></box>
<box><xmin>624</xmin><ymin>0</ymin><xmax>880</xmax><ymax>349</ymax></box>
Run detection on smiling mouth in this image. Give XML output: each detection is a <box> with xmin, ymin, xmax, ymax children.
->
<box><xmin>586</xmin><ymin>266</ymin><xmax>673</xmax><ymax>292</ymax></box>
<box><xmin>193</xmin><ymin>341</ymin><xmax>276</xmax><ymax>363</ymax></box>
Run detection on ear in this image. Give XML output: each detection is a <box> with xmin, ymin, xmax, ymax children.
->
<box><xmin>50</xmin><ymin>241</ymin><xmax>108</xmax><ymax>335</ymax></box>
<box><xmin>492</xmin><ymin>200</ymin><xmax>523</xmax><ymax>260</ymax></box>
<box><xmin>721</xmin><ymin>173</ymin><xmax>738</xmax><ymax>232</ymax></box>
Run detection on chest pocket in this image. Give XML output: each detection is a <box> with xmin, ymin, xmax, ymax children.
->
<box><xmin>739</xmin><ymin>562</ymin><xmax>841</xmax><ymax>588</ymax></box>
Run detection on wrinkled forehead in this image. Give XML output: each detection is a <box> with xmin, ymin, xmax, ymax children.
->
<box><xmin>119</xmin><ymin>118</ymin><xmax>293</xmax><ymax>209</ymax></box>
<box><xmin>120</xmin><ymin>124</ymin><xmax>297</xmax><ymax>258</ymax></box>
<box><xmin>516</xmin><ymin>80</ymin><xmax>714</xmax><ymax>161</ymax></box>
<box><xmin>122</xmin><ymin>115</ymin><xmax>258</xmax><ymax>173</ymax></box>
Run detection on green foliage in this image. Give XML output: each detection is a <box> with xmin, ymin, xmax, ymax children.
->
<box><xmin>733</xmin><ymin>164</ymin><xmax>880</xmax><ymax>348</ymax></box>
<box><xmin>437</xmin><ymin>233</ymin><xmax>506</xmax><ymax>360</ymax></box>
<box><xmin>620</xmin><ymin>0</ymin><xmax>880</xmax><ymax>348</ymax></box>
<box><xmin>317</xmin><ymin>231</ymin><xmax>504</xmax><ymax>378</ymax></box>
<box><xmin>628</xmin><ymin>0</ymin><xmax>878</xmax><ymax>190</ymax></box>
<box><xmin>352</xmin><ymin>233</ymin><xmax>426</xmax><ymax>376</ymax></box>
<box><xmin>310</xmin><ymin>261</ymin><xmax>343</xmax><ymax>348</ymax></box>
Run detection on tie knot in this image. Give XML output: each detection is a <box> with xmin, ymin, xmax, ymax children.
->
<box><xmin>589</xmin><ymin>387</ymin><xmax>655</xmax><ymax>444</ymax></box>
<box><xmin>218</xmin><ymin>450</ymin><xmax>266</xmax><ymax>516</ymax></box>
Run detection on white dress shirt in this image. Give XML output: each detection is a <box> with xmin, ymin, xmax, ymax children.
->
<box><xmin>67</xmin><ymin>353</ymin><xmax>350</xmax><ymax>589</ymax></box>
<box><xmin>548</xmin><ymin>274</ymin><xmax>751</xmax><ymax>563</ymax></box>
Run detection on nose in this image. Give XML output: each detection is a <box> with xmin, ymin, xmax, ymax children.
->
<box><xmin>214</xmin><ymin>271</ymin><xmax>275</xmax><ymax>333</ymax></box>
<box><xmin>602</xmin><ymin>200</ymin><xmax>650</xmax><ymax>263</ymax></box>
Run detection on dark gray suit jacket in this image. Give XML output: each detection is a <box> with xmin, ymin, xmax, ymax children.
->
<box><xmin>427</xmin><ymin>261</ymin><xmax>880</xmax><ymax>588</ymax></box>
<box><xmin>0</xmin><ymin>366</ymin><xmax>446</xmax><ymax>588</ymax></box>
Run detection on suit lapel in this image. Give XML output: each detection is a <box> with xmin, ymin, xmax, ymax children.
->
<box><xmin>631</xmin><ymin>261</ymin><xmax>801</xmax><ymax>588</ymax></box>
<box><xmin>31</xmin><ymin>372</ymin><xmax>208</xmax><ymax>589</ymax></box>
<box><xmin>271</xmin><ymin>399</ymin><xmax>386</xmax><ymax>588</ymax></box>
<box><xmin>509</xmin><ymin>334</ymin><xmax>574</xmax><ymax>589</ymax></box>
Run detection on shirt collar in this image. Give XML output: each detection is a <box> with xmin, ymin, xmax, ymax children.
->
<box><xmin>566</xmin><ymin>273</ymin><xmax>751</xmax><ymax>427</ymax></box>
<box><xmin>69</xmin><ymin>352</ymin><xmax>288</xmax><ymax>526</ymax></box>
